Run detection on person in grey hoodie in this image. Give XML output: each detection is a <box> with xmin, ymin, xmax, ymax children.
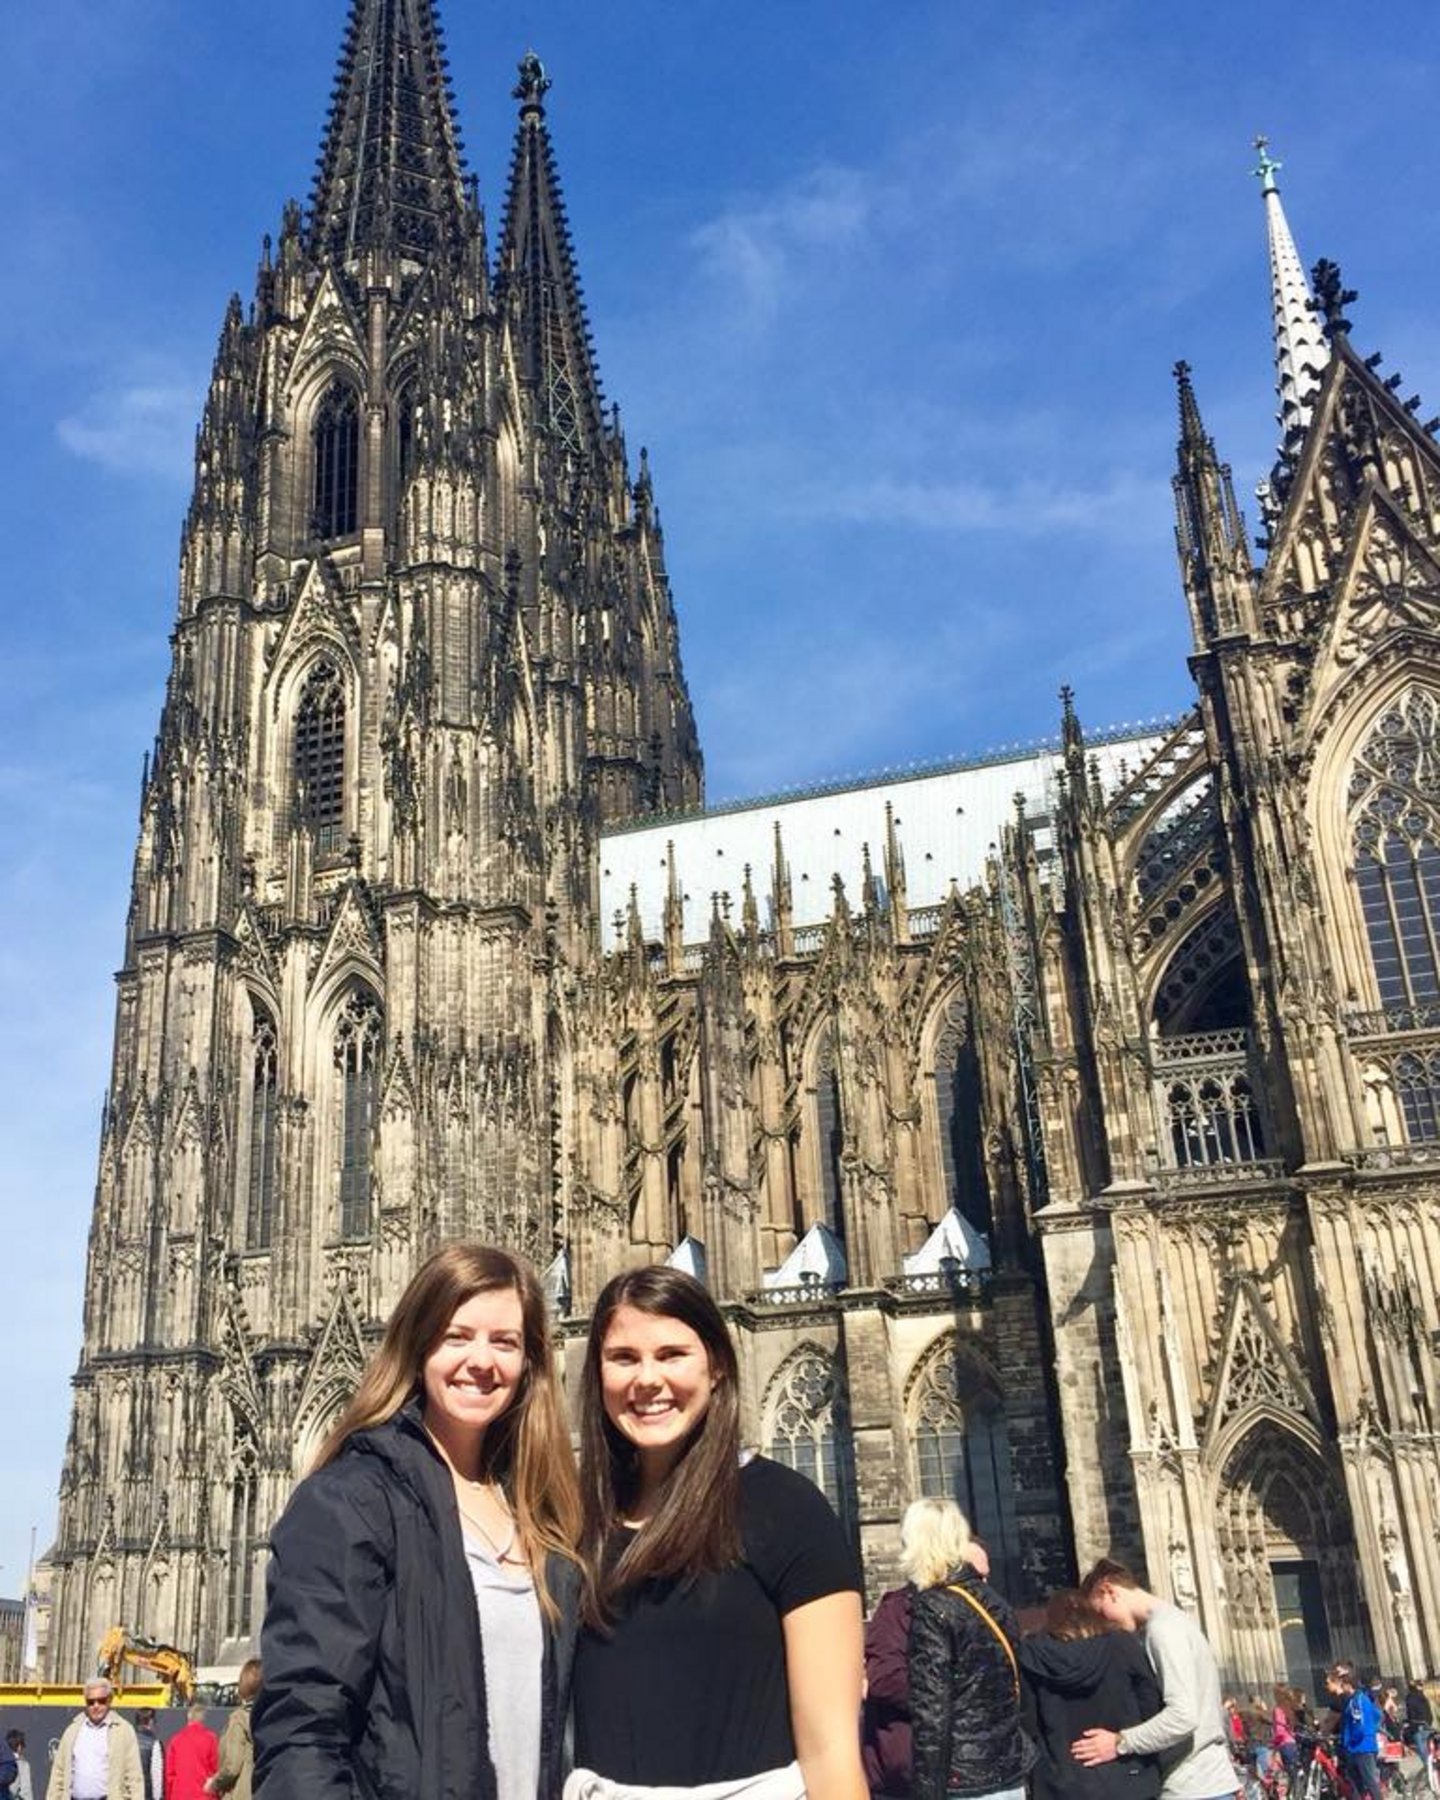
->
<box><xmin>1069</xmin><ymin>1560</ymin><xmax>1240</xmax><ymax>1800</ymax></box>
<box><xmin>1019</xmin><ymin>1589</ymin><xmax>1163</xmax><ymax>1800</ymax></box>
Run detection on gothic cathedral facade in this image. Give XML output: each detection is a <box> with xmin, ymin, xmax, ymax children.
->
<box><xmin>49</xmin><ymin>0</ymin><xmax>1440</xmax><ymax>1693</ymax></box>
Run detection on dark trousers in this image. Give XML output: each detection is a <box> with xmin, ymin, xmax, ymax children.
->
<box><xmin>1346</xmin><ymin>1751</ymin><xmax>1383</xmax><ymax>1800</ymax></box>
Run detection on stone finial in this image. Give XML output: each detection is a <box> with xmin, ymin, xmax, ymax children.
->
<box><xmin>513</xmin><ymin>50</ymin><xmax>551</xmax><ymax>111</ymax></box>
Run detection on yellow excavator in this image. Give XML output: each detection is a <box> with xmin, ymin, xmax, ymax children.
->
<box><xmin>95</xmin><ymin>1626</ymin><xmax>198</xmax><ymax>1702</ymax></box>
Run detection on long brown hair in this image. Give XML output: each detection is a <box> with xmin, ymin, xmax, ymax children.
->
<box><xmin>580</xmin><ymin>1265</ymin><xmax>742</xmax><ymax>1619</ymax></box>
<box><xmin>1044</xmin><ymin>1588</ymin><xmax>1109</xmax><ymax>1641</ymax></box>
<box><xmin>315</xmin><ymin>1242</ymin><xmax>582</xmax><ymax>1620</ymax></box>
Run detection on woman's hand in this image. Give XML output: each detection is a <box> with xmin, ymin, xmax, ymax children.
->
<box><xmin>783</xmin><ymin>1590</ymin><xmax>867</xmax><ymax>1800</ymax></box>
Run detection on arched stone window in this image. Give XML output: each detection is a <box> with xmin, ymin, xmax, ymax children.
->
<box><xmin>226</xmin><ymin>1428</ymin><xmax>260</xmax><ymax>1641</ymax></box>
<box><xmin>813</xmin><ymin>1027</ymin><xmax>846</xmax><ymax>1252</ymax></box>
<box><xmin>1350</xmin><ymin>688</ymin><xmax>1440</xmax><ymax>1011</ymax></box>
<box><xmin>245</xmin><ymin>1004</ymin><xmax>278</xmax><ymax>1249</ymax></box>
<box><xmin>1165</xmin><ymin>1069</ymin><xmax>1264</xmax><ymax>1167</ymax></box>
<box><xmin>295</xmin><ymin>660</ymin><xmax>346</xmax><ymax>856</ymax></box>
<box><xmin>312</xmin><ymin>382</ymin><xmax>360</xmax><ymax>539</ymax></box>
<box><xmin>395</xmin><ymin>383</ymin><xmax>419</xmax><ymax>493</ymax></box>
<box><xmin>1391</xmin><ymin>1050</ymin><xmax>1440</xmax><ymax>1141</ymax></box>
<box><xmin>909</xmin><ymin>1336</ymin><xmax>1021</xmax><ymax>1595</ymax></box>
<box><xmin>933</xmin><ymin>1000</ymin><xmax>991</xmax><ymax>1237</ymax></box>
<box><xmin>333</xmin><ymin>988</ymin><xmax>382</xmax><ymax>1240</ymax></box>
<box><xmin>764</xmin><ymin>1345</ymin><xmax>857</xmax><ymax>1534</ymax></box>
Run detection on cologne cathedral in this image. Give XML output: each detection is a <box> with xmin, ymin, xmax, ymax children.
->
<box><xmin>49</xmin><ymin>0</ymin><xmax>1440</xmax><ymax>1697</ymax></box>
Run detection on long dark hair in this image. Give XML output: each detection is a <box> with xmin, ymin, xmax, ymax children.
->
<box><xmin>314</xmin><ymin>1242</ymin><xmax>582</xmax><ymax>1621</ymax></box>
<box><xmin>580</xmin><ymin>1265</ymin><xmax>742</xmax><ymax>1618</ymax></box>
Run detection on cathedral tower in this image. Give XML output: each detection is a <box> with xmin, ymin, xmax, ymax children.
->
<box><xmin>50</xmin><ymin>0</ymin><xmax>700</xmax><ymax>1670</ymax></box>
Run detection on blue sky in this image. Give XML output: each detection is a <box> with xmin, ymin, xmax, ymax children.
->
<box><xmin>3</xmin><ymin>0</ymin><xmax>1439</xmax><ymax>1618</ymax></box>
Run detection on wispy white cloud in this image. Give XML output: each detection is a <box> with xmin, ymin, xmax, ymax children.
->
<box><xmin>57</xmin><ymin>378</ymin><xmax>200</xmax><ymax>482</ymax></box>
<box><xmin>690</xmin><ymin>164</ymin><xmax>877</xmax><ymax>327</ymax></box>
<box><xmin>784</xmin><ymin>470</ymin><xmax>1173</xmax><ymax>540</ymax></box>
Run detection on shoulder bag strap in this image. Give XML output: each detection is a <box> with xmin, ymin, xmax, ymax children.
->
<box><xmin>946</xmin><ymin>1582</ymin><xmax>1020</xmax><ymax>1699</ymax></box>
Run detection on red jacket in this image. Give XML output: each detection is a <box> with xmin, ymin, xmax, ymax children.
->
<box><xmin>165</xmin><ymin>1720</ymin><xmax>219</xmax><ymax>1800</ymax></box>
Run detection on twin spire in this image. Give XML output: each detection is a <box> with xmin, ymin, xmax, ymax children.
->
<box><xmin>308</xmin><ymin>1</ymin><xmax>604</xmax><ymax>451</ymax></box>
<box><xmin>1252</xmin><ymin>136</ymin><xmax>1330</xmax><ymax>457</ymax></box>
<box><xmin>309</xmin><ymin>0</ymin><xmax>471</xmax><ymax>265</ymax></box>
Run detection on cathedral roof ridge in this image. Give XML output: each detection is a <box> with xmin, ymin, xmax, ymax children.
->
<box><xmin>602</xmin><ymin>714</ymin><xmax>1183</xmax><ymax>836</ymax></box>
<box><xmin>308</xmin><ymin>0</ymin><xmax>472</xmax><ymax>268</ymax></box>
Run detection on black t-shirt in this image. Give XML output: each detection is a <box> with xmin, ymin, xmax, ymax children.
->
<box><xmin>573</xmin><ymin>1455</ymin><xmax>861</xmax><ymax>1784</ymax></box>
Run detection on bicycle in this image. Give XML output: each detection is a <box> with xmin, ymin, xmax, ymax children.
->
<box><xmin>1388</xmin><ymin>1734</ymin><xmax>1440</xmax><ymax>1800</ymax></box>
<box><xmin>1294</xmin><ymin>1733</ymin><xmax>1361</xmax><ymax>1800</ymax></box>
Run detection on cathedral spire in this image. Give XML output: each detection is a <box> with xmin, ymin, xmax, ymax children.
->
<box><xmin>1172</xmin><ymin>360</ymin><xmax>1254</xmax><ymax>646</ymax></box>
<box><xmin>1253</xmin><ymin>136</ymin><xmax>1329</xmax><ymax>459</ymax></box>
<box><xmin>496</xmin><ymin>53</ymin><xmax>605</xmax><ymax>456</ymax></box>
<box><xmin>308</xmin><ymin>0</ymin><xmax>471</xmax><ymax>267</ymax></box>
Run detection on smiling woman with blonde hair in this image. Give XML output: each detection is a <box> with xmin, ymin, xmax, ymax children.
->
<box><xmin>254</xmin><ymin>1243</ymin><xmax>584</xmax><ymax>1800</ymax></box>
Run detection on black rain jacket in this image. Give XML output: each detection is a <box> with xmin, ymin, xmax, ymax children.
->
<box><xmin>909</xmin><ymin>1568</ymin><xmax>1035</xmax><ymax>1800</ymax></box>
<box><xmin>1018</xmin><ymin>1631</ymin><xmax>1163</xmax><ymax>1800</ymax></box>
<box><xmin>253</xmin><ymin>1402</ymin><xmax>580</xmax><ymax>1800</ymax></box>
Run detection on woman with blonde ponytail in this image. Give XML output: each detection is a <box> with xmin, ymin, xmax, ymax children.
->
<box><xmin>253</xmin><ymin>1244</ymin><xmax>584</xmax><ymax>1800</ymax></box>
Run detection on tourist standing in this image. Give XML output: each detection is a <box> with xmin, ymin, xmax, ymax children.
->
<box><xmin>7</xmin><ymin>1730</ymin><xmax>32</xmax><ymax>1800</ymax></box>
<box><xmin>1405</xmin><ymin>1680</ymin><xmax>1433</xmax><ymax>1767</ymax></box>
<box><xmin>46</xmin><ymin>1680</ymin><xmax>144</xmax><ymax>1800</ymax></box>
<box><xmin>569</xmin><ymin>1265</ymin><xmax>865</xmax><ymax>1800</ymax></box>
<box><xmin>163</xmin><ymin>1708</ymin><xmax>217</xmax><ymax>1800</ymax></box>
<box><xmin>1020</xmin><ymin>1588</ymin><xmax>1162</xmax><ymax>1800</ymax></box>
<box><xmin>1326</xmin><ymin>1663</ymin><xmax>1384</xmax><ymax>1800</ymax></box>
<box><xmin>254</xmin><ymin>1243</ymin><xmax>584</xmax><ymax>1800</ymax></box>
<box><xmin>908</xmin><ymin>1498</ymin><xmax>1034</xmax><ymax>1800</ymax></box>
<box><xmin>1270</xmin><ymin>1689</ymin><xmax>1299</xmax><ymax>1778</ymax></box>
<box><xmin>132</xmin><ymin>1711</ymin><xmax>163</xmax><ymax>1800</ymax></box>
<box><xmin>207</xmin><ymin>1661</ymin><xmax>260</xmax><ymax>1800</ymax></box>
<box><xmin>1070</xmin><ymin>1559</ymin><xmax>1238</xmax><ymax>1800</ymax></box>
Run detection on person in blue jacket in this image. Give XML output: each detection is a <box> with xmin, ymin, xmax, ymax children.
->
<box><xmin>1326</xmin><ymin>1661</ymin><xmax>1384</xmax><ymax>1800</ymax></box>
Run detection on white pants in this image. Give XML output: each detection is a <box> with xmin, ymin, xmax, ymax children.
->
<box><xmin>564</xmin><ymin>1762</ymin><xmax>806</xmax><ymax>1800</ymax></box>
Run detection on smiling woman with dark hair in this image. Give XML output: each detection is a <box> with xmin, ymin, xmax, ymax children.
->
<box><xmin>569</xmin><ymin>1264</ymin><xmax>866</xmax><ymax>1800</ymax></box>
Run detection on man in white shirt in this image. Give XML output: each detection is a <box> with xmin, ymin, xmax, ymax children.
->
<box><xmin>1070</xmin><ymin>1558</ymin><xmax>1241</xmax><ymax>1800</ymax></box>
<box><xmin>46</xmin><ymin>1681</ymin><xmax>144</xmax><ymax>1800</ymax></box>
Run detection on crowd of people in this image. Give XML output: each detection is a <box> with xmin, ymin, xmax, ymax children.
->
<box><xmin>857</xmin><ymin>1514</ymin><xmax>1438</xmax><ymax>1800</ymax></box>
<box><xmin>20</xmin><ymin>1240</ymin><xmax>1438</xmax><ymax>1800</ymax></box>
<box><xmin>32</xmin><ymin>1665</ymin><xmax>260</xmax><ymax>1800</ymax></box>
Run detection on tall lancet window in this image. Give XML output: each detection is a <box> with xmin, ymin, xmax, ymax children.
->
<box><xmin>246</xmin><ymin>1006</ymin><xmax>278</xmax><ymax>1249</ymax></box>
<box><xmin>814</xmin><ymin>1027</ymin><xmax>846</xmax><ymax>1252</ymax></box>
<box><xmin>910</xmin><ymin>1337</ymin><xmax>1022</xmax><ymax>1598</ymax></box>
<box><xmin>764</xmin><ymin>1346</ymin><xmax>857</xmax><ymax>1535</ymax></box>
<box><xmin>294</xmin><ymin>661</ymin><xmax>346</xmax><ymax>856</ymax></box>
<box><xmin>226</xmin><ymin>1428</ymin><xmax>260</xmax><ymax>1641</ymax></box>
<box><xmin>933</xmin><ymin>1005</ymin><xmax>992</xmax><ymax>1239</ymax></box>
<box><xmin>312</xmin><ymin>382</ymin><xmax>360</xmax><ymax>539</ymax></box>
<box><xmin>1351</xmin><ymin>690</ymin><xmax>1440</xmax><ymax>1007</ymax></box>
<box><xmin>334</xmin><ymin>988</ymin><xmax>382</xmax><ymax>1240</ymax></box>
<box><xmin>1350</xmin><ymin>689</ymin><xmax>1440</xmax><ymax>1139</ymax></box>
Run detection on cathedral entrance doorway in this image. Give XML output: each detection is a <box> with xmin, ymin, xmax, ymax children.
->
<box><xmin>1216</xmin><ymin>1423</ymin><xmax>1370</xmax><ymax>1695</ymax></box>
<box><xmin>1270</xmin><ymin>1559</ymin><xmax>1332</xmax><ymax>1704</ymax></box>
